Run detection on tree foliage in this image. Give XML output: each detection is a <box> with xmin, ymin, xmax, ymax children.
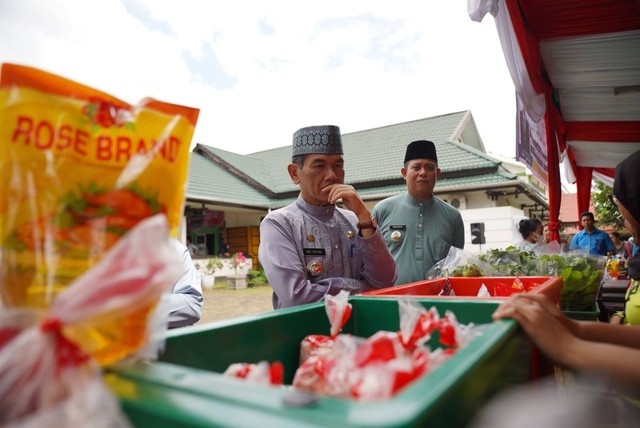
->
<box><xmin>591</xmin><ymin>179</ymin><xmax>617</xmax><ymax>226</ymax></box>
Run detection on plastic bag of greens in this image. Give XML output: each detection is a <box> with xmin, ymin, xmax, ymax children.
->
<box><xmin>536</xmin><ymin>252</ymin><xmax>606</xmax><ymax>311</ymax></box>
<box><xmin>425</xmin><ymin>246</ymin><xmax>497</xmax><ymax>279</ymax></box>
<box><xmin>477</xmin><ymin>247</ymin><xmax>538</xmax><ymax>276</ymax></box>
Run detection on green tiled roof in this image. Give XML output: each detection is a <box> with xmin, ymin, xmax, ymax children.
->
<box><xmin>186</xmin><ymin>111</ymin><xmax>521</xmax><ymax>209</ymax></box>
<box><xmin>341</xmin><ymin>112</ymin><xmax>497</xmax><ymax>184</ymax></box>
<box><xmin>187</xmin><ymin>152</ymin><xmax>273</xmax><ymax>207</ymax></box>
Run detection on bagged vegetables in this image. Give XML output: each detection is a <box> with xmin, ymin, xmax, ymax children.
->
<box><xmin>442</xmin><ymin>246</ymin><xmax>606</xmax><ymax>311</ymax></box>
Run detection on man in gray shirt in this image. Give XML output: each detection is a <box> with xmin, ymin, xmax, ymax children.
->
<box><xmin>372</xmin><ymin>140</ymin><xmax>464</xmax><ymax>285</ymax></box>
<box><xmin>259</xmin><ymin>125</ymin><xmax>397</xmax><ymax>309</ymax></box>
<box><xmin>168</xmin><ymin>239</ymin><xmax>203</xmax><ymax>328</ymax></box>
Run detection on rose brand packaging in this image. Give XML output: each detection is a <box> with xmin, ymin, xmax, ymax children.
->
<box><xmin>0</xmin><ymin>63</ymin><xmax>199</xmax><ymax>363</ymax></box>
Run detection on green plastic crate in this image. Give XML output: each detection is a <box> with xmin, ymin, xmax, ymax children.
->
<box><xmin>563</xmin><ymin>301</ymin><xmax>601</xmax><ymax>321</ymax></box>
<box><xmin>107</xmin><ymin>297</ymin><xmax>533</xmax><ymax>428</ymax></box>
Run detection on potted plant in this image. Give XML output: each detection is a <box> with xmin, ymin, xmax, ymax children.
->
<box><xmin>227</xmin><ymin>252</ymin><xmax>248</xmax><ymax>290</ymax></box>
<box><xmin>197</xmin><ymin>257</ymin><xmax>223</xmax><ymax>290</ymax></box>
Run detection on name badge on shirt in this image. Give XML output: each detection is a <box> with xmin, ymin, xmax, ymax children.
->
<box><xmin>390</xmin><ymin>225</ymin><xmax>405</xmax><ymax>242</ymax></box>
<box><xmin>303</xmin><ymin>248</ymin><xmax>326</xmax><ymax>256</ymax></box>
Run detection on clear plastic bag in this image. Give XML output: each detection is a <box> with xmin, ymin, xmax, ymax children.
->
<box><xmin>0</xmin><ymin>215</ymin><xmax>182</xmax><ymax>426</ymax></box>
<box><xmin>425</xmin><ymin>246</ymin><xmax>497</xmax><ymax>279</ymax></box>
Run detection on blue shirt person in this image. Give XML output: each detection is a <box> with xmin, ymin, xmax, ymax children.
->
<box><xmin>569</xmin><ymin>212</ymin><xmax>615</xmax><ymax>256</ymax></box>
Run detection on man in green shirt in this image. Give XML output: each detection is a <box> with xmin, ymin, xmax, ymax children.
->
<box><xmin>372</xmin><ymin>140</ymin><xmax>465</xmax><ymax>285</ymax></box>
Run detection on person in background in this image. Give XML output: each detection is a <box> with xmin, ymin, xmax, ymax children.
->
<box><xmin>543</xmin><ymin>224</ymin><xmax>551</xmax><ymax>244</ymax></box>
<box><xmin>609</xmin><ymin>231</ymin><xmax>632</xmax><ymax>259</ymax></box>
<box><xmin>259</xmin><ymin>125</ymin><xmax>397</xmax><ymax>309</ymax></box>
<box><xmin>569</xmin><ymin>211</ymin><xmax>615</xmax><ymax>256</ymax></box>
<box><xmin>169</xmin><ymin>239</ymin><xmax>203</xmax><ymax>328</ymax></box>
<box><xmin>493</xmin><ymin>148</ymin><xmax>640</xmax><ymax>389</ymax></box>
<box><xmin>511</xmin><ymin>215</ymin><xmax>529</xmax><ymax>246</ymax></box>
<box><xmin>372</xmin><ymin>140</ymin><xmax>464</xmax><ymax>285</ymax></box>
<box><xmin>516</xmin><ymin>217</ymin><xmax>544</xmax><ymax>252</ymax></box>
<box><xmin>186</xmin><ymin>236</ymin><xmax>198</xmax><ymax>257</ymax></box>
<box><xmin>630</xmin><ymin>236</ymin><xmax>640</xmax><ymax>257</ymax></box>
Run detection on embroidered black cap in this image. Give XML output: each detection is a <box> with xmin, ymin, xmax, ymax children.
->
<box><xmin>292</xmin><ymin>125</ymin><xmax>343</xmax><ymax>157</ymax></box>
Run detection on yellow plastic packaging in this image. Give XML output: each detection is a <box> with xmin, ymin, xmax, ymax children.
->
<box><xmin>0</xmin><ymin>64</ymin><xmax>199</xmax><ymax>363</ymax></box>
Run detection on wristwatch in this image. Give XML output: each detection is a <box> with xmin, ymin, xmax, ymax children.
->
<box><xmin>357</xmin><ymin>216</ymin><xmax>378</xmax><ymax>230</ymax></box>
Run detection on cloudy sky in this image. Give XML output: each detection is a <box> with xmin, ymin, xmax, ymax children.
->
<box><xmin>0</xmin><ymin>0</ymin><xmax>516</xmax><ymax>157</ymax></box>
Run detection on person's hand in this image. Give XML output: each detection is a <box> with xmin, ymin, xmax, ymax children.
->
<box><xmin>323</xmin><ymin>184</ymin><xmax>368</xmax><ymax>219</ymax></box>
<box><xmin>494</xmin><ymin>293</ymin><xmax>579</xmax><ymax>336</ymax></box>
<box><xmin>323</xmin><ymin>184</ymin><xmax>375</xmax><ymax>237</ymax></box>
<box><xmin>609</xmin><ymin>313</ymin><xmax>624</xmax><ymax>325</ymax></box>
<box><xmin>492</xmin><ymin>294</ymin><xmax>581</xmax><ymax>367</ymax></box>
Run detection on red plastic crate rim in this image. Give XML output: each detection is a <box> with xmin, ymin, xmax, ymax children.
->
<box><xmin>361</xmin><ymin>276</ymin><xmax>563</xmax><ymax>304</ymax></box>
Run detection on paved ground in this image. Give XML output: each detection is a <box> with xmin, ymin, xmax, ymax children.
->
<box><xmin>197</xmin><ymin>281</ymin><xmax>274</xmax><ymax>325</ymax></box>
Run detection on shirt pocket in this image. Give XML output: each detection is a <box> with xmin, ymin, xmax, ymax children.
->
<box><xmin>431</xmin><ymin>238</ymin><xmax>453</xmax><ymax>263</ymax></box>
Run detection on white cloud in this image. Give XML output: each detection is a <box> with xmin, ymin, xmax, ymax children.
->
<box><xmin>0</xmin><ymin>0</ymin><xmax>516</xmax><ymax>157</ymax></box>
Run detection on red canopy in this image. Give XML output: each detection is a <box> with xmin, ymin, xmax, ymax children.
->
<box><xmin>471</xmin><ymin>0</ymin><xmax>640</xmax><ymax>241</ymax></box>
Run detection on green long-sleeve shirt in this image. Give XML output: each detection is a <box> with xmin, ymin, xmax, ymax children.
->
<box><xmin>372</xmin><ymin>193</ymin><xmax>465</xmax><ymax>285</ymax></box>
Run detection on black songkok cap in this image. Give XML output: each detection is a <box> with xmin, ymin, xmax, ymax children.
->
<box><xmin>404</xmin><ymin>140</ymin><xmax>438</xmax><ymax>164</ymax></box>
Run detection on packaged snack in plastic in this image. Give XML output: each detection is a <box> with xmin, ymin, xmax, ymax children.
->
<box><xmin>398</xmin><ymin>299</ymin><xmax>439</xmax><ymax>350</ymax></box>
<box><xmin>294</xmin><ymin>291</ymin><xmax>355</xmax><ymax>393</ymax></box>
<box><xmin>299</xmin><ymin>334</ymin><xmax>335</xmax><ymax>365</ymax></box>
<box><xmin>223</xmin><ymin>361</ymin><xmax>284</xmax><ymax>385</ymax></box>
<box><xmin>299</xmin><ymin>290</ymin><xmax>352</xmax><ymax>363</ymax></box>
<box><xmin>325</xmin><ymin>290</ymin><xmax>352</xmax><ymax>337</ymax></box>
<box><xmin>293</xmin><ymin>298</ymin><xmax>481</xmax><ymax>401</ymax></box>
<box><xmin>0</xmin><ymin>63</ymin><xmax>199</xmax><ymax>309</ymax></box>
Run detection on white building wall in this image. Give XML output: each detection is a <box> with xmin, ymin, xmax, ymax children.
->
<box><xmin>460</xmin><ymin>206</ymin><xmax>525</xmax><ymax>253</ymax></box>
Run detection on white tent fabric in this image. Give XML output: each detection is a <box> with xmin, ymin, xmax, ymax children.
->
<box><xmin>469</xmin><ymin>0</ymin><xmax>640</xmax><ymax>182</ymax></box>
<box><xmin>556</xmin><ymin>87</ymin><xmax>640</xmax><ymax>122</ymax></box>
<box><xmin>568</xmin><ymin>141</ymin><xmax>639</xmax><ymax>169</ymax></box>
<box><xmin>469</xmin><ymin>0</ymin><xmax>640</xmax><ymax>232</ymax></box>
<box><xmin>593</xmin><ymin>171</ymin><xmax>614</xmax><ymax>188</ymax></box>
<box><xmin>540</xmin><ymin>30</ymin><xmax>640</xmax><ymax>123</ymax></box>
<box><xmin>540</xmin><ymin>30</ymin><xmax>640</xmax><ymax>89</ymax></box>
<box><xmin>468</xmin><ymin>0</ymin><xmax>546</xmax><ymax>123</ymax></box>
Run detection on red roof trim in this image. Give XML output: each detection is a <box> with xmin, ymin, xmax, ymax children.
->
<box><xmin>565</xmin><ymin>121</ymin><xmax>640</xmax><ymax>142</ymax></box>
<box><xmin>518</xmin><ymin>0</ymin><xmax>640</xmax><ymax>40</ymax></box>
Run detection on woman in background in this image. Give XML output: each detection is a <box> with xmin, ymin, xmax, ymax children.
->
<box><xmin>609</xmin><ymin>231</ymin><xmax>631</xmax><ymax>259</ymax></box>
<box><xmin>516</xmin><ymin>217</ymin><xmax>544</xmax><ymax>252</ymax></box>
